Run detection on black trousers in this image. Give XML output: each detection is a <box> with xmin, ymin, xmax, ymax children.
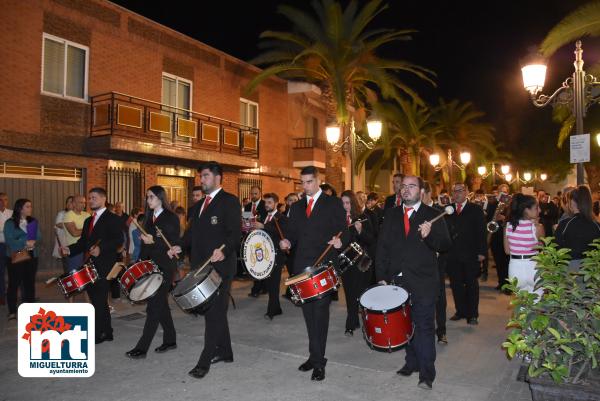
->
<box><xmin>341</xmin><ymin>267</ymin><xmax>369</xmax><ymax>330</ymax></box>
<box><xmin>250</xmin><ymin>278</ymin><xmax>266</xmax><ymax>295</ymax></box>
<box><xmin>405</xmin><ymin>297</ymin><xmax>437</xmax><ymax>382</ymax></box>
<box><xmin>7</xmin><ymin>258</ymin><xmax>37</xmax><ymax>314</ymax></box>
<box><xmin>266</xmin><ymin>264</ymin><xmax>283</xmax><ymax>316</ymax></box>
<box><xmin>301</xmin><ymin>295</ymin><xmax>331</xmax><ymax>369</ymax></box>
<box><xmin>87</xmin><ymin>277</ymin><xmax>112</xmax><ymax>338</ymax></box>
<box><xmin>135</xmin><ymin>266</ymin><xmax>176</xmax><ymax>351</ymax></box>
<box><xmin>198</xmin><ymin>278</ymin><xmax>232</xmax><ymax>368</ymax></box>
<box><xmin>447</xmin><ymin>259</ymin><xmax>480</xmax><ymax>319</ymax></box>
<box><xmin>490</xmin><ymin>230</ymin><xmax>509</xmax><ymax>287</ymax></box>
<box><xmin>435</xmin><ymin>257</ymin><xmax>447</xmax><ymax>337</ymax></box>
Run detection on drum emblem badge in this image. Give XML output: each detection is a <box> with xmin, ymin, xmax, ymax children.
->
<box><xmin>250</xmin><ymin>241</ymin><xmax>270</xmax><ymax>266</ymax></box>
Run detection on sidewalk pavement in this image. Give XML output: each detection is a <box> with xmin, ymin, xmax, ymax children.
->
<box><xmin>0</xmin><ymin>269</ymin><xmax>532</xmax><ymax>401</ymax></box>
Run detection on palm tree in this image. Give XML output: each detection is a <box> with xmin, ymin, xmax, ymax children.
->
<box><xmin>355</xmin><ymin>100</ymin><xmax>440</xmax><ymax>187</ymax></box>
<box><xmin>245</xmin><ymin>0</ymin><xmax>435</xmax><ymax>125</ymax></box>
<box><xmin>539</xmin><ymin>1</ymin><xmax>600</xmax><ymax>188</ymax></box>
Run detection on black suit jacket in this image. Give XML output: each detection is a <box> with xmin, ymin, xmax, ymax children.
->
<box><xmin>260</xmin><ymin>211</ymin><xmax>287</xmax><ymax>266</ymax></box>
<box><xmin>244</xmin><ymin>199</ymin><xmax>268</xmax><ymax>222</ymax></box>
<box><xmin>376</xmin><ymin>204</ymin><xmax>451</xmax><ymax>300</ymax></box>
<box><xmin>349</xmin><ymin>211</ymin><xmax>377</xmax><ymax>258</ymax></box>
<box><xmin>446</xmin><ymin>202</ymin><xmax>487</xmax><ymax>263</ymax></box>
<box><xmin>383</xmin><ymin>194</ymin><xmax>401</xmax><ymax>211</ymax></box>
<box><xmin>69</xmin><ymin>210</ymin><xmax>124</xmax><ymax>278</ymax></box>
<box><xmin>184</xmin><ymin>189</ymin><xmax>242</xmax><ymax>279</ymax></box>
<box><xmin>284</xmin><ymin>193</ymin><xmax>348</xmax><ymax>274</ymax></box>
<box><xmin>140</xmin><ymin>209</ymin><xmax>181</xmax><ymax>271</ymax></box>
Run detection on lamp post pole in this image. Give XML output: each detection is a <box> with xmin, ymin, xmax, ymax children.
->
<box><xmin>350</xmin><ymin>119</ymin><xmax>357</xmax><ymax>191</ymax></box>
<box><xmin>573</xmin><ymin>42</ymin><xmax>586</xmax><ymax>186</ymax></box>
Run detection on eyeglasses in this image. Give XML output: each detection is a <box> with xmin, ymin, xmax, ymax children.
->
<box><xmin>452</xmin><ymin>188</ymin><xmax>466</xmax><ymax>193</ymax></box>
<box><xmin>401</xmin><ymin>184</ymin><xmax>419</xmax><ymax>190</ymax></box>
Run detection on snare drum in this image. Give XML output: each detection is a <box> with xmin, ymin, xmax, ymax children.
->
<box><xmin>241</xmin><ymin>211</ymin><xmax>256</xmax><ymax>234</ymax></box>
<box><xmin>288</xmin><ymin>262</ymin><xmax>339</xmax><ymax>304</ymax></box>
<box><xmin>57</xmin><ymin>262</ymin><xmax>98</xmax><ymax>297</ymax></box>
<box><xmin>241</xmin><ymin>229</ymin><xmax>276</xmax><ymax>280</ymax></box>
<box><xmin>359</xmin><ymin>285</ymin><xmax>414</xmax><ymax>352</ymax></box>
<box><xmin>171</xmin><ymin>264</ymin><xmax>222</xmax><ymax>314</ymax></box>
<box><xmin>119</xmin><ymin>260</ymin><xmax>163</xmax><ymax>303</ymax></box>
<box><xmin>339</xmin><ymin>242</ymin><xmax>372</xmax><ymax>272</ymax></box>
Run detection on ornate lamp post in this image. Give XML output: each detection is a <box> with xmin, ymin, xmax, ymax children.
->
<box><xmin>429</xmin><ymin>149</ymin><xmax>471</xmax><ymax>187</ymax></box>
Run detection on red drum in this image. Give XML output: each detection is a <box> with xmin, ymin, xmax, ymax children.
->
<box><xmin>241</xmin><ymin>211</ymin><xmax>256</xmax><ymax>234</ymax></box>
<box><xmin>120</xmin><ymin>260</ymin><xmax>163</xmax><ymax>302</ymax></box>
<box><xmin>57</xmin><ymin>262</ymin><xmax>98</xmax><ymax>297</ymax></box>
<box><xmin>288</xmin><ymin>262</ymin><xmax>340</xmax><ymax>304</ymax></box>
<box><xmin>359</xmin><ymin>285</ymin><xmax>414</xmax><ymax>352</ymax></box>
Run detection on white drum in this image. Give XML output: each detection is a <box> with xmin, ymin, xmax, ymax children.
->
<box><xmin>241</xmin><ymin>229</ymin><xmax>276</xmax><ymax>280</ymax></box>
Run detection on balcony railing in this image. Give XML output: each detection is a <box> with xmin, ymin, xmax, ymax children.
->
<box><xmin>90</xmin><ymin>92</ymin><xmax>259</xmax><ymax>159</ymax></box>
<box><xmin>293</xmin><ymin>137</ymin><xmax>327</xmax><ymax>150</ymax></box>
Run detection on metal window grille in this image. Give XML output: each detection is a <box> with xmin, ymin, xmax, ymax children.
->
<box><xmin>107</xmin><ymin>167</ymin><xmax>144</xmax><ymax>213</ymax></box>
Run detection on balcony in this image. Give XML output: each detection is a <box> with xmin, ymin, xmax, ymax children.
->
<box><xmin>88</xmin><ymin>92</ymin><xmax>259</xmax><ymax>168</ymax></box>
<box><xmin>292</xmin><ymin>137</ymin><xmax>327</xmax><ymax>169</ymax></box>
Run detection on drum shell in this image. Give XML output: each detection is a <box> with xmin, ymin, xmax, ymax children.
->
<box><xmin>119</xmin><ymin>260</ymin><xmax>163</xmax><ymax>303</ymax></box>
<box><xmin>289</xmin><ymin>263</ymin><xmax>339</xmax><ymax>304</ymax></box>
<box><xmin>57</xmin><ymin>263</ymin><xmax>98</xmax><ymax>297</ymax></box>
<box><xmin>359</xmin><ymin>285</ymin><xmax>414</xmax><ymax>352</ymax></box>
<box><xmin>172</xmin><ymin>266</ymin><xmax>222</xmax><ymax>313</ymax></box>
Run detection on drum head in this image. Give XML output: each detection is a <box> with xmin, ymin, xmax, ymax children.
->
<box><xmin>173</xmin><ymin>268</ymin><xmax>210</xmax><ymax>296</ymax></box>
<box><xmin>129</xmin><ymin>273</ymin><xmax>163</xmax><ymax>302</ymax></box>
<box><xmin>242</xmin><ymin>229</ymin><xmax>276</xmax><ymax>280</ymax></box>
<box><xmin>359</xmin><ymin>285</ymin><xmax>408</xmax><ymax>311</ymax></box>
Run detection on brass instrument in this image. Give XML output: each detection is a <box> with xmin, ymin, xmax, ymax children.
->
<box><xmin>486</xmin><ymin>194</ymin><xmax>512</xmax><ymax>233</ymax></box>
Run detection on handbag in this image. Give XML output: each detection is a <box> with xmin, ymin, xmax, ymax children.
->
<box><xmin>11</xmin><ymin>249</ymin><xmax>32</xmax><ymax>264</ymax></box>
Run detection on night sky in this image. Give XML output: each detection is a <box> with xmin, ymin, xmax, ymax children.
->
<box><xmin>112</xmin><ymin>0</ymin><xmax>599</xmax><ymax>167</ymax></box>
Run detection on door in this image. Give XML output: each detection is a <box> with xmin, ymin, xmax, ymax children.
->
<box><xmin>157</xmin><ymin>175</ymin><xmax>188</xmax><ymax>211</ymax></box>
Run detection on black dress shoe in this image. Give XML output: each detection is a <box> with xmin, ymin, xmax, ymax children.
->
<box><xmin>418</xmin><ymin>379</ymin><xmax>433</xmax><ymax>390</ymax></box>
<box><xmin>311</xmin><ymin>367</ymin><xmax>325</xmax><ymax>381</ymax></box>
<box><xmin>449</xmin><ymin>314</ymin><xmax>464</xmax><ymax>321</ymax></box>
<box><xmin>95</xmin><ymin>333</ymin><xmax>114</xmax><ymax>344</ymax></box>
<box><xmin>155</xmin><ymin>343</ymin><xmax>177</xmax><ymax>353</ymax></box>
<box><xmin>188</xmin><ymin>365</ymin><xmax>209</xmax><ymax>379</ymax></box>
<box><xmin>397</xmin><ymin>365</ymin><xmax>417</xmax><ymax>376</ymax></box>
<box><xmin>344</xmin><ymin>329</ymin><xmax>353</xmax><ymax>337</ymax></box>
<box><xmin>298</xmin><ymin>360</ymin><xmax>313</xmax><ymax>372</ymax></box>
<box><xmin>265</xmin><ymin>310</ymin><xmax>282</xmax><ymax>320</ymax></box>
<box><xmin>248</xmin><ymin>292</ymin><xmax>259</xmax><ymax>298</ymax></box>
<box><xmin>437</xmin><ymin>334</ymin><xmax>448</xmax><ymax>344</ymax></box>
<box><xmin>210</xmin><ymin>355</ymin><xmax>234</xmax><ymax>364</ymax></box>
<box><xmin>467</xmin><ymin>317</ymin><xmax>479</xmax><ymax>325</ymax></box>
<box><xmin>125</xmin><ymin>348</ymin><xmax>147</xmax><ymax>359</ymax></box>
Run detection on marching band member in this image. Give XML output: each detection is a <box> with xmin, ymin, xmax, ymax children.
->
<box><xmin>376</xmin><ymin>176</ymin><xmax>451</xmax><ymax>390</ymax></box>
<box><xmin>279</xmin><ymin>166</ymin><xmax>348</xmax><ymax>381</ymax></box>
<box><xmin>487</xmin><ymin>184</ymin><xmax>510</xmax><ymax>292</ymax></box>
<box><xmin>383</xmin><ymin>173</ymin><xmax>404</xmax><ymax>210</ymax></box>
<box><xmin>340</xmin><ymin>190</ymin><xmax>375</xmax><ymax>336</ymax></box>
<box><xmin>125</xmin><ymin>186</ymin><xmax>180</xmax><ymax>359</ymax></box>
<box><xmin>246</xmin><ymin>185</ymin><xmax>268</xmax><ymax>297</ymax></box>
<box><xmin>253</xmin><ymin>192</ymin><xmax>287</xmax><ymax>319</ymax></box>
<box><xmin>172</xmin><ymin>161</ymin><xmax>241</xmax><ymax>379</ymax></box>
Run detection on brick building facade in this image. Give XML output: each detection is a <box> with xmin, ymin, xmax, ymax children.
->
<box><xmin>0</xmin><ymin>0</ymin><xmax>339</xmax><ymax>268</ymax></box>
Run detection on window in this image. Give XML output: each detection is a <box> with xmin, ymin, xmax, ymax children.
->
<box><xmin>305</xmin><ymin>116</ymin><xmax>319</xmax><ymax>138</ymax></box>
<box><xmin>41</xmin><ymin>33</ymin><xmax>89</xmax><ymax>101</ymax></box>
<box><xmin>161</xmin><ymin>73</ymin><xmax>192</xmax><ymax>143</ymax></box>
<box><xmin>240</xmin><ymin>98</ymin><xmax>259</xmax><ymax>129</ymax></box>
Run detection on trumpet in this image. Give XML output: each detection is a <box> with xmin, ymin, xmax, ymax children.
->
<box><xmin>487</xmin><ymin>195</ymin><xmax>511</xmax><ymax>233</ymax></box>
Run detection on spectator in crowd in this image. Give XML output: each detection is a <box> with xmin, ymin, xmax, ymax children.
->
<box><xmin>127</xmin><ymin>207</ymin><xmax>143</xmax><ymax>263</ymax></box>
<box><xmin>537</xmin><ymin>190</ymin><xmax>559</xmax><ymax>236</ymax></box>
<box><xmin>53</xmin><ymin>196</ymin><xmax>74</xmax><ymax>271</ymax></box>
<box><xmin>0</xmin><ymin>192</ymin><xmax>13</xmax><ymax>305</ymax></box>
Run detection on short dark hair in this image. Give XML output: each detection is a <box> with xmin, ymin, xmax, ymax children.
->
<box><xmin>393</xmin><ymin>173</ymin><xmax>404</xmax><ymax>179</ymax></box>
<box><xmin>192</xmin><ymin>186</ymin><xmax>203</xmax><ymax>192</ymax></box>
<box><xmin>367</xmin><ymin>192</ymin><xmax>379</xmax><ymax>201</ymax></box>
<box><xmin>285</xmin><ymin>192</ymin><xmax>298</xmax><ymax>201</ymax></box>
<box><xmin>89</xmin><ymin>187</ymin><xmax>107</xmax><ymax>197</ymax></box>
<box><xmin>300</xmin><ymin>166</ymin><xmax>318</xmax><ymax>177</ymax></box>
<box><xmin>319</xmin><ymin>183</ymin><xmax>337</xmax><ymax>197</ymax></box>
<box><xmin>263</xmin><ymin>192</ymin><xmax>279</xmax><ymax>203</ymax></box>
<box><xmin>422</xmin><ymin>181</ymin><xmax>432</xmax><ymax>194</ymax></box>
<box><xmin>198</xmin><ymin>161</ymin><xmax>223</xmax><ymax>178</ymax></box>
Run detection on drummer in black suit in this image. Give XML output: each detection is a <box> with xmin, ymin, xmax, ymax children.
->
<box><xmin>252</xmin><ymin>192</ymin><xmax>287</xmax><ymax>319</ymax></box>
<box><xmin>279</xmin><ymin>166</ymin><xmax>348</xmax><ymax>382</ymax></box>
<box><xmin>247</xmin><ymin>186</ymin><xmax>269</xmax><ymax>297</ymax></box>
<box><xmin>376</xmin><ymin>175</ymin><xmax>451</xmax><ymax>390</ymax></box>
<box><xmin>125</xmin><ymin>186</ymin><xmax>180</xmax><ymax>359</ymax></box>
<box><xmin>172</xmin><ymin>161</ymin><xmax>242</xmax><ymax>379</ymax></box>
<box><xmin>62</xmin><ymin>187</ymin><xmax>123</xmax><ymax>344</ymax></box>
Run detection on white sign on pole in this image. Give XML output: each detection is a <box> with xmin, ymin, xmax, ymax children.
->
<box><xmin>570</xmin><ymin>134</ymin><xmax>590</xmax><ymax>163</ymax></box>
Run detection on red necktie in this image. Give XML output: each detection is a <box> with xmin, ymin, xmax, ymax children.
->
<box><xmin>200</xmin><ymin>196</ymin><xmax>212</xmax><ymax>216</ymax></box>
<box><xmin>251</xmin><ymin>202</ymin><xmax>257</xmax><ymax>215</ymax></box>
<box><xmin>457</xmin><ymin>203</ymin><xmax>463</xmax><ymax>214</ymax></box>
<box><xmin>395</xmin><ymin>196</ymin><xmax>401</xmax><ymax>207</ymax></box>
<box><xmin>306</xmin><ymin>198</ymin><xmax>314</xmax><ymax>218</ymax></box>
<box><xmin>152</xmin><ymin>215</ymin><xmax>157</xmax><ymax>223</ymax></box>
<box><xmin>265</xmin><ymin>214</ymin><xmax>272</xmax><ymax>224</ymax></box>
<box><xmin>346</xmin><ymin>213</ymin><xmax>351</xmax><ymax>227</ymax></box>
<box><xmin>404</xmin><ymin>207</ymin><xmax>413</xmax><ymax>236</ymax></box>
<box><xmin>88</xmin><ymin>212</ymin><xmax>96</xmax><ymax>236</ymax></box>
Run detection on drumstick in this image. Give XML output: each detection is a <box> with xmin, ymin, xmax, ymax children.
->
<box><xmin>312</xmin><ymin>231</ymin><xmax>343</xmax><ymax>268</ymax></box>
<box><xmin>418</xmin><ymin>205</ymin><xmax>455</xmax><ymax>231</ymax></box>
<box><xmin>46</xmin><ymin>277</ymin><xmax>58</xmax><ymax>285</ymax></box>
<box><xmin>131</xmin><ymin>218</ymin><xmax>152</xmax><ymax>240</ymax></box>
<box><xmin>106</xmin><ymin>262</ymin><xmax>126</xmax><ymax>280</ymax></box>
<box><xmin>284</xmin><ymin>271</ymin><xmax>310</xmax><ymax>286</ymax></box>
<box><xmin>154</xmin><ymin>226</ymin><xmax>180</xmax><ymax>260</ymax></box>
<box><xmin>193</xmin><ymin>244</ymin><xmax>225</xmax><ymax>278</ymax></box>
<box><xmin>273</xmin><ymin>217</ymin><xmax>290</xmax><ymax>255</ymax></box>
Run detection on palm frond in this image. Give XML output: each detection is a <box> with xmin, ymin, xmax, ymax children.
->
<box><xmin>541</xmin><ymin>1</ymin><xmax>600</xmax><ymax>57</ymax></box>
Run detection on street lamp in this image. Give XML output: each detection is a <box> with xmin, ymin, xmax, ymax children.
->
<box><xmin>523</xmin><ymin>172</ymin><xmax>532</xmax><ymax>182</ymax></box>
<box><xmin>429</xmin><ymin>149</ymin><xmax>470</xmax><ymax>186</ymax></box>
<box><xmin>327</xmin><ymin>118</ymin><xmax>382</xmax><ymax>190</ymax></box>
<box><xmin>521</xmin><ymin>40</ymin><xmax>600</xmax><ymax>185</ymax></box>
<box><xmin>540</xmin><ymin>173</ymin><xmax>548</xmax><ymax>181</ymax></box>
<box><xmin>477</xmin><ymin>165</ymin><xmax>487</xmax><ymax>176</ymax></box>
<box><xmin>500</xmin><ymin>165</ymin><xmax>510</xmax><ymax>175</ymax></box>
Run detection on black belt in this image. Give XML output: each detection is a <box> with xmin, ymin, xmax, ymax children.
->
<box><xmin>510</xmin><ymin>254</ymin><xmax>535</xmax><ymax>259</ymax></box>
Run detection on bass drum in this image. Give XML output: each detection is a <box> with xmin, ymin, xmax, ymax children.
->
<box><xmin>241</xmin><ymin>229</ymin><xmax>276</xmax><ymax>280</ymax></box>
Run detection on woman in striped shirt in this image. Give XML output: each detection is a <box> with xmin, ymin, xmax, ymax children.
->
<box><xmin>503</xmin><ymin>194</ymin><xmax>544</xmax><ymax>297</ymax></box>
